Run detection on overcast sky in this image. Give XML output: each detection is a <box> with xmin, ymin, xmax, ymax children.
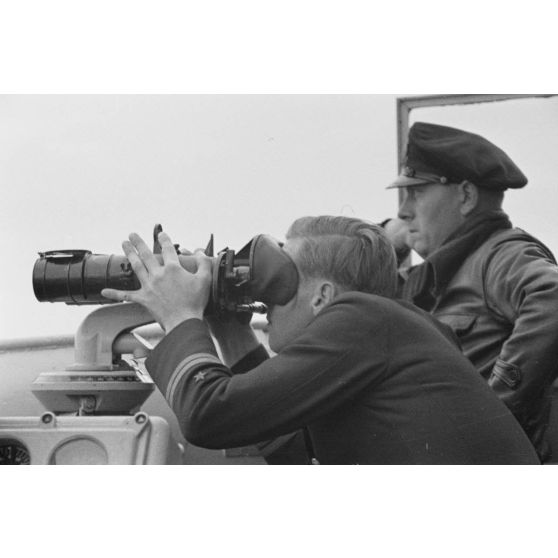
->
<box><xmin>1</xmin><ymin>94</ymin><xmax>556</xmax><ymax>339</ymax></box>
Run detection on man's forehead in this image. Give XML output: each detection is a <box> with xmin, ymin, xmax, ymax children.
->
<box><xmin>281</xmin><ymin>240</ymin><xmax>304</xmax><ymax>274</ymax></box>
<box><xmin>282</xmin><ymin>237</ymin><xmax>301</xmax><ymax>254</ymax></box>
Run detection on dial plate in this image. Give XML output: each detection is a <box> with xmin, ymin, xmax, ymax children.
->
<box><xmin>0</xmin><ymin>439</ymin><xmax>31</xmax><ymax>465</ymax></box>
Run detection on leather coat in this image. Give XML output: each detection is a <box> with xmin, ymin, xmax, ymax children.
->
<box><xmin>419</xmin><ymin>228</ymin><xmax>558</xmax><ymax>462</ymax></box>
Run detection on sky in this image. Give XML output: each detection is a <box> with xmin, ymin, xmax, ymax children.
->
<box><xmin>1</xmin><ymin>94</ymin><xmax>401</xmax><ymax>339</ymax></box>
<box><xmin>1</xmin><ymin>94</ymin><xmax>557</xmax><ymax>340</ymax></box>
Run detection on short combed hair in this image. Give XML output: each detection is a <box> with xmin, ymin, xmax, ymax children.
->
<box><xmin>286</xmin><ymin>215</ymin><xmax>398</xmax><ymax>298</ymax></box>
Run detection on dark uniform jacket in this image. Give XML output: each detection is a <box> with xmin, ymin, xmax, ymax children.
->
<box><xmin>145</xmin><ymin>292</ymin><xmax>538</xmax><ymax>464</ymax></box>
<box><xmin>403</xmin><ymin>228</ymin><xmax>558</xmax><ymax>462</ymax></box>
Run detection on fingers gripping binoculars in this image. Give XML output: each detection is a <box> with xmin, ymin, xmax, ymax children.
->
<box><xmin>33</xmin><ymin>225</ymin><xmax>299</xmax><ymax>316</ymax></box>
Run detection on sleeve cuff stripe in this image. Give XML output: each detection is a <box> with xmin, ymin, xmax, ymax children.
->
<box><xmin>165</xmin><ymin>352</ymin><xmax>223</xmax><ymax>404</ymax></box>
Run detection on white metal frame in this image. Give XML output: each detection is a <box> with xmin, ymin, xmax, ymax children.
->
<box><xmin>396</xmin><ymin>94</ymin><xmax>557</xmax><ymax>173</ymax></box>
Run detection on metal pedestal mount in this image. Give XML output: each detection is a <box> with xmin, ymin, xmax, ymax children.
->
<box><xmin>0</xmin><ymin>303</ymin><xmax>183</xmax><ymax>465</ymax></box>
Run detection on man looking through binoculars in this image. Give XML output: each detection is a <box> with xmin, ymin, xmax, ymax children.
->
<box><xmin>102</xmin><ymin>215</ymin><xmax>538</xmax><ymax>464</ymax></box>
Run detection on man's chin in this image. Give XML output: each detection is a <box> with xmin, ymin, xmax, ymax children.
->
<box><xmin>408</xmin><ymin>239</ymin><xmax>428</xmax><ymax>259</ymax></box>
<box><xmin>268</xmin><ymin>334</ymin><xmax>282</xmax><ymax>354</ymax></box>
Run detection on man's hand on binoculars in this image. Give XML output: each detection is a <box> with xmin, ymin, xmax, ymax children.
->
<box><xmin>101</xmin><ymin>231</ymin><xmax>212</xmax><ymax>333</ymax></box>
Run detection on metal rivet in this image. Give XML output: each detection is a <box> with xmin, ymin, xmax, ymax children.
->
<box><xmin>135</xmin><ymin>413</ymin><xmax>147</xmax><ymax>424</ymax></box>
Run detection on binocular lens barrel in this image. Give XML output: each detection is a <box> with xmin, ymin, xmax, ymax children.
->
<box><xmin>32</xmin><ymin>234</ymin><xmax>290</xmax><ymax>314</ymax></box>
<box><xmin>32</xmin><ymin>250</ymin><xmax>198</xmax><ymax>305</ymax></box>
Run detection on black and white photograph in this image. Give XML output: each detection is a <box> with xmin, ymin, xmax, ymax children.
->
<box><xmin>1</xmin><ymin>2</ymin><xmax>556</xmax><ymax>557</ymax></box>
<box><xmin>2</xmin><ymin>93</ymin><xmax>558</xmax><ymax>467</ymax></box>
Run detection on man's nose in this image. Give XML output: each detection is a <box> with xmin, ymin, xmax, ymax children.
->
<box><xmin>397</xmin><ymin>190</ymin><xmax>413</xmax><ymax>220</ymax></box>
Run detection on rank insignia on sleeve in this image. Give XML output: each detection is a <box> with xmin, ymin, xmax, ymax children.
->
<box><xmin>166</xmin><ymin>353</ymin><xmax>222</xmax><ymax>405</ymax></box>
<box><xmin>193</xmin><ymin>371</ymin><xmax>207</xmax><ymax>383</ymax></box>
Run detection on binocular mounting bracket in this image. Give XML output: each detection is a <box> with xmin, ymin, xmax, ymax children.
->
<box><xmin>32</xmin><ymin>303</ymin><xmax>158</xmax><ymax>416</ymax></box>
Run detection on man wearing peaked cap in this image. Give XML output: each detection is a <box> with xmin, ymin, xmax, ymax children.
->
<box><xmin>386</xmin><ymin>121</ymin><xmax>558</xmax><ymax>462</ymax></box>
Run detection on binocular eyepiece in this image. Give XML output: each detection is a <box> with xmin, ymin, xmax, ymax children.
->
<box><xmin>32</xmin><ymin>232</ymin><xmax>299</xmax><ymax>317</ymax></box>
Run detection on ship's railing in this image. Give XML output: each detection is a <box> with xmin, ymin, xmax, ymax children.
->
<box><xmin>0</xmin><ymin>319</ymin><xmax>270</xmax><ymax>353</ymax></box>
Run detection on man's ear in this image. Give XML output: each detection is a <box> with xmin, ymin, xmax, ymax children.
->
<box><xmin>310</xmin><ymin>281</ymin><xmax>337</xmax><ymax>316</ymax></box>
<box><xmin>458</xmin><ymin>180</ymin><xmax>479</xmax><ymax>216</ymax></box>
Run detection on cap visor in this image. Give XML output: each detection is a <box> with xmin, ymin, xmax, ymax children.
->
<box><xmin>387</xmin><ymin>174</ymin><xmax>434</xmax><ymax>189</ymax></box>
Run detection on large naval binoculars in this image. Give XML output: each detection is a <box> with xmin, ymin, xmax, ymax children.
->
<box><xmin>32</xmin><ymin>225</ymin><xmax>299</xmax><ymax>317</ymax></box>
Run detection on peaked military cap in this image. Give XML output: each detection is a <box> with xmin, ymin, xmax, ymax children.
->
<box><xmin>388</xmin><ymin>122</ymin><xmax>528</xmax><ymax>190</ymax></box>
